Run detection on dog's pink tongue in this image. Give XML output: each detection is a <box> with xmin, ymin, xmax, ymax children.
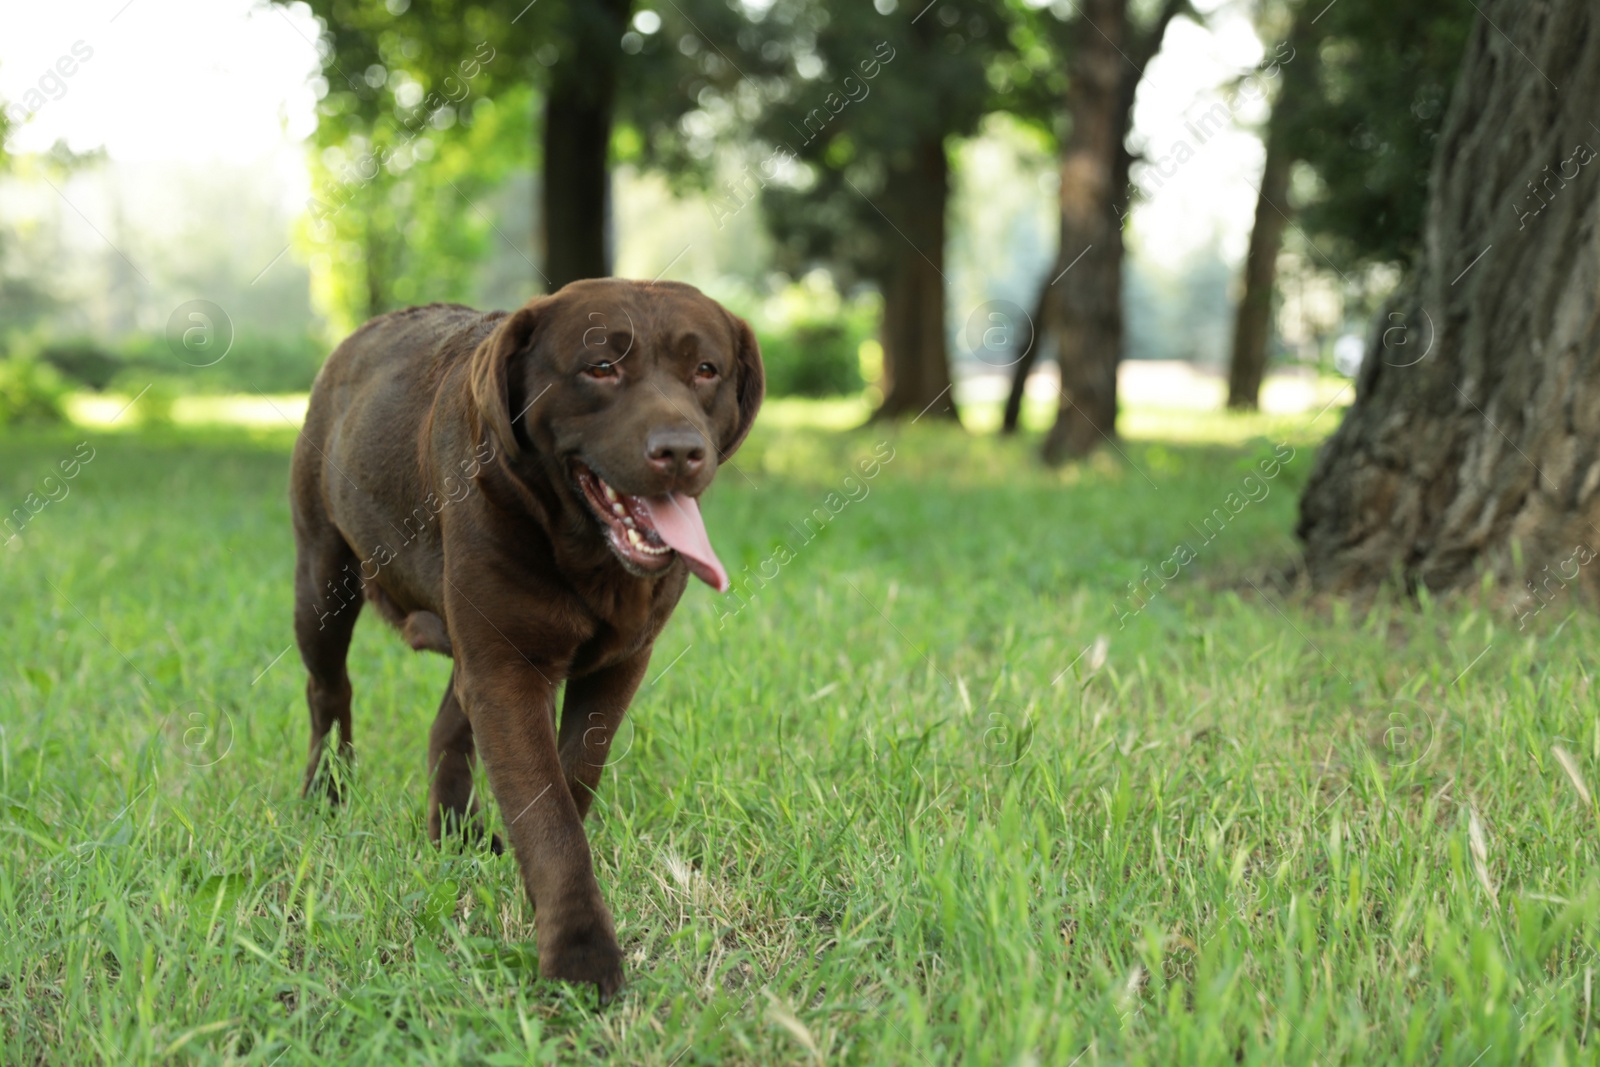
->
<box><xmin>639</xmin><ymin>494</ymin><xmax>729</xmax><ymax>592</ymax></box>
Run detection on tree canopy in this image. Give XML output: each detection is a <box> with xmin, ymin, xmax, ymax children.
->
<box><xmin>1281</xmin><ymin>0</ymin><xmax>1474</xmax><ymax>270</ymax></box>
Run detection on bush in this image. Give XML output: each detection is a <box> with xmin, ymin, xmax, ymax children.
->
<box><xmin>741</xmin><ymin>275</ymin><xmax>876</xmax><ymax>398</ymax></box>
<box><xmin>760</xmin><ymin>319</ymin><xmax>865</xmax><ymax>397</ymax></box>
<box><xmin>40</xmin><ymin>340</ymin><xmax>124</xmax><ymax>391</ymax></box>
<box><xmin>0</xmin><ymin>356</ymin><xmax>67</xmax><ymax>426</ymax></box>
<box><xmin>115</xmin><ymin>332</ymin><xmax>327</xmax><ymax>394</ymax></box>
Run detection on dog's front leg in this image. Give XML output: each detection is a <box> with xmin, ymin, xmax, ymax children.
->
<box><xmin>557</xmin><ymin>645</ymin><xmax>652</xmax><ymax>821</ymax></box>
<box><xmin>455</xmin><ymin>645</ymin><xmax>624</xmax><ymax>1003</ymax></box>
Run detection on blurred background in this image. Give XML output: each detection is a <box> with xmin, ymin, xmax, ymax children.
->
<box><xmin>0</xmin><ymin>0</ymin><xmax>1469</xmax><ymax>440</ymax></box>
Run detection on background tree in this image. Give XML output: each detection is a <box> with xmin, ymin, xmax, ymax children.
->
<box><xmin>1224</xmin><ymin>0</ymin><xmax>1469</xmax><ymax>409</ymax></box>
<box><xmin>1279</xmin><ymin>0</ymin><xmax>1472</xmax><ymax>272</ymax></box>
<box><xmin>540</xmin><ymin>0</ymin><xmax>630</xmax><ymax>288</ymax></box>
<box><xmin>738</xmin><ymin>0</ymin><xmax>1020</xmax><ymax>422</ymax></box>
<box><xmin>282</xmin><ymin>0</ymin><xmax>749</xmax><ymax>306</ymax></box>
<box><xmin>1000</xmin><ymin>0</ymin><xmax>1192</xmax><ymax>457</ymax></box>
<box><xmin>280</xmin><ymin>1</ymin><xmax>528</xmax><ymax>327</ymax></box>
<box><xmin>1223</xmin><ymin>0</ymin><xmax>1317</xmax><ymax>411</ymax></box>
<box><xmin>1297</xmin><ymin>0</ymin><xmax>1600</xmax><ymax>596</ymax></box>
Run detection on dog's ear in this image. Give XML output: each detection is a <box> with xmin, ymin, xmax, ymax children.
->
<box><xmin>720</xmin><ymin>312</ymin><xmax>765</xmax><ymax>458</ymax></box>
<box><xmin>468</xmin><ymin>302</ymin><xmax>544</xmax><ymax>459</ymax></box>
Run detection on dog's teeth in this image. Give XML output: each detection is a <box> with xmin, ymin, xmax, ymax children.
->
<box><xmin>612</xmin><ymin>503</ymin><xmax>627</xmax><ymax>516</ymax></box>
<box><xmin>624</xmin><ymin>517</ymin><xmax>636</xmax><ymax>528</ymax></box>
<box><xmin>626</xmin><ymin>528</ymin><xmax>643</xmax><ymax>547</ymax></box>
<box><xmin>602</xmin><ymin>483</ymin><xmax>619</xmax><ymax>503</ymax></box>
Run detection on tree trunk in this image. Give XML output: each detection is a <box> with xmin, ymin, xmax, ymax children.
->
<box><xmin>540</xmin><ymin>0</ymin><xmax>629</xmax><ymax>291</ymax></box>
<box><xmin>1298</xmin><ymin>0</ymin><xmax>1600</xmax><ymax>602</ymax></box>
<box><xmin>1227</xmin><ymin>7</ymin><xmax>1317</xmax><ymax>411</ymax></box>
<box><xmin>875</xmin><ymin>136</ymin><xmax>959</xmax><ymax>422</ymax></box>
<box><xmin>1040</xmin><ymin>0</ymin><xmax>1128</xmax><ymax>464</ymax></box>
<box><xmin>1038</xmin><ymin>0</ymin><xmax>1187</xmax><ymax>463</ymax></box>
<box><xmin>1001</xmin><ymin>283</ymin><xmax>1049</xmax><ymax>433</ymax></box>
<box><xmin>1226</xmin><ymin>108</ymin><xmax>1294</xmax><ymax>410</ymax></box>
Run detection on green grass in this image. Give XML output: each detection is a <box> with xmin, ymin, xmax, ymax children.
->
<box><xmin>2</xmin><ymin>403</ymin><xmax>1598</xmax><ymax>1065</ymax></box>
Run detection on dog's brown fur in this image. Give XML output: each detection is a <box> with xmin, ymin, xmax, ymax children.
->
<box><xmin>289</xmin><ymin>278</ymin><xmax>762</xmax><ymax>1002</ymax></box>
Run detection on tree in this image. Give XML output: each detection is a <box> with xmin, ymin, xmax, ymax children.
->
<box><xmin>300</xmin><ymin>85</ymin><xmax>533</xmax><ymax>332</ymax></box>
<box><xmin>541</xmin><ymin>0</ymin><xmax>630</xmax><ymax>288</ymax></box>
<box><xmin>740</xmin><ymin>0</ymin><xmax>1019</xmax><ymax>422</ymax></box>
<box><xmin>281</xmin><ymin>0</ymin><xmax>745</xmax><ymax>303</ymax></box>
<box><xmin>1220</xmin><ymin>0</ymin><xmax>1471</xmax><ymax>410</ymax></box>
<box><xmin>1001</xmin><ymin>0</ymin><xmax>1192</xmax><ymax>457</ymax></box>
<box><xmin>1279</xmin><ymin>0</ymin><xmax>1473</xmax><ymax>273</ymax></box>
<box><xmin>1224</xmin><ymin>1</ymin><xmax>1317</xmax><ymax>410</ymax></box>
<box><xmin>1297</xmin><ymin>0</ymin><xmax>1600</xmax><ymax>599</ymax></box>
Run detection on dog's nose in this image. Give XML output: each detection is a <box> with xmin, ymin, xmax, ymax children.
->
<box><xmin>645</xmin><ymin>428</ymin><xmax>708</xmax><ymax>479</ymax></box>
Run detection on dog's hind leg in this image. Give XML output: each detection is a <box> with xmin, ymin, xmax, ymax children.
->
<box><xmin>428</xmin><ymin>668</ymin><xmax>498</xmax><ymax>851</ymax></box>
<box><xmin>292</xmin><ymin>526</ymin><xmax>363</xmax><ymax>801</ymax></box>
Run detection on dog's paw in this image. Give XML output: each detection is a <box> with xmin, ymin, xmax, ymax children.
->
<box><xmin>540</xmin><ymin>924</ymin><xmax>624</xmax><ymax>1006</ymax></box>
<box><xmin>301</xmin><ymin>756</ymin><xmax>352</xmax><ymax>807</ymax></box>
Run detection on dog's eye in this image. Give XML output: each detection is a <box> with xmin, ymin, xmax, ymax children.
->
<box><xmin>695</xmin><ymin>362</ymin><xmax>718</xmax><ymax>380</ymax></box>
<box><xmin>584</xmin><ymin>361</ymin><xmax>619</xmax><ymax>380</ymax></box>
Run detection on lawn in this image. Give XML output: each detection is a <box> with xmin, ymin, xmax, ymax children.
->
<box><xmin>2</xmin><ymin>400</ymin><xmax>1597</xmax><ymax>1065</ymax></box>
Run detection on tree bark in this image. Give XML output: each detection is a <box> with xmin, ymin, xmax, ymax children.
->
<box><xmin>875</xmin><ymin>136</ymin><xmax>959</xmax><ymax>422</ymax></box>
<box><xmin>1040</xmin><ymin>0</ymin><xmax>1126</xmax><ymax>464</ymax></box>
<box><xmin>1227</xmin><ymin>7</ymin><xmax>1316</xmax><ymax>411</ymax></box>
<box><xmin>1297</xmin><ymin>0</ymin><xmax>1600</xmax><ymax>602</ymax></box>
<box><xmin>1226</xmin><ymin>107</ymin><xmax>1293</xmax><ymax>410</ymax></box>
<box><xmin>540</xmin><ymin>0</ymin><xmax>630</xmax><ymax>291</ymax></box>
<box><xmin>1039</xmin><ymin>0</ymin><xmax>1188</xmax><ymax>464</ymax></box>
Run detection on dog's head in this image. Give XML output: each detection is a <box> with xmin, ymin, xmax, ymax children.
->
<box><xmin>468</xmin><ymin>278</ymin><xmax>763</xmax><ymax>591</ymax></box>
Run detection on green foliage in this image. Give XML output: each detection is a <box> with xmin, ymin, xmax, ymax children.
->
<box><xmin>705</xmin><ymin>0</ymin><xmax>1024</xmax><ymax>285</ymax></box>
<box><xmin>1283</xmin><ymin>0</ymin><xmax>1475</xmax><ymax>269</ymax></box>
<box><xmin>275</xmin><ymin>0</ymin><xmax>537</xmax><ymax>332</ymax></box>
<box><xmin>28</xmin><ymin>333</ymin><xmax>328</xmax><ymax>396</ymax></box>
<box><xmin>38</xmin><ymin>339</ymin><xmax>123</xmax><ymax>392</ymax></box>
<box><xmin>275</xmin><ymin>0</ymin><xmax>753</xmax><ymax>327</ymax></box>
<box><xmin>743</xmin><ymin>280</ymin><xmax>876</xmax><ymax>397</ymax></box>
<box><xmin>2</xmin><ymin>411</ymin><xmax>1598</xmax><ymax>1062</ymax></box>
<box><xmin>0</xmin><ymin>354</ymin><xmax>66</xmax><ymax>426</ymax></box>
<box><xmin>760</xmin><ymin>319</ymin><xmax>864</xmax><ymax>397</ymax></box>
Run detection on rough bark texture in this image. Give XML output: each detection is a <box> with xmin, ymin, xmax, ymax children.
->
<box><xmin>876</xmin><ymin>136</ymin><xmax>959</xmax><ymax>422</ymax></box>
<box><xmin>1298</xmin><ymin>0</ymin><xmax>1600</xmax><ymax>600</ymax></box>
<box><xmin>540</xmin><ymin>0</ymin><xmax>630</xmax><ymax>291</ymax></box>
<box><xmin>1038</xmin><ymin>0</ymin><xmax>1188</xmax><ymax>464</ymax></box>
<box><xmin>1227</xmin><ymin>8</ymin><xmax>1317</xmax><ymax>411</ymax></box>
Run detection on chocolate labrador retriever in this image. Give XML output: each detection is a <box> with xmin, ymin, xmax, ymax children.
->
<box><xmin>288</xmin><ymin>278</ymin><xmax>762</xmax><ymax>1002</ymax></box>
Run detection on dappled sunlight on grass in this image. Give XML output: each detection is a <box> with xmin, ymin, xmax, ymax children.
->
<box><xmin>743</xmin><ymin>394</ymin><xmax>871</xmax><ymax>431</ymax></box>
<box><xmin>59</xmin><ymin>386</ymin><xmax>1351</xmax><ymax>454</ymax></box>
<box><xmin>67</xmin><ymin>391</ymin><xmax>312</xmax><ymax>430</ymax></box>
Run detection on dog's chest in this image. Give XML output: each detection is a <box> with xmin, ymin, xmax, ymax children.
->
<box><xmin>568</xmin><ymin>584</ymin><xmax>677</xmax><ymax>677</ymax></box>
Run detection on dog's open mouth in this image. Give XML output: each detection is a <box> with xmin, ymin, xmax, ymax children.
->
<box><xmin>572</xmin><ymin>461</ymin><xmax>730</xmax><ymax>592</ymax></box>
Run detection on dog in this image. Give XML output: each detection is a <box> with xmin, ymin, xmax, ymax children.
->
<box><xmin>288</xmin><ymin>278</ymin><xmax>763</xmax><ymax>1002</ymax></box>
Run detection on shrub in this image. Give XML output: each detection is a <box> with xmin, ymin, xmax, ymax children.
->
<box><xmin>0</xmin><ymin>355</ymin><xmax>67</xmax><ymax>426</ymax></box>
<box><xmin>40</xmin><ymin>340</ymin><xmax>124</xmax><ymax>391</ymax></box>
<box><xmin>115</xmin><ymin>332</ymin><xmax>327</xmax><ymax>394</ymax></box>
<box><xmin>760</xmin><ymin>319</ymin><xmax>865</xmax><ymax>397</ymax></box>
<box><xmin>740</xmin><ymin>275</ymin><xmax>876</xmax><ymax>398</ymax></box>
